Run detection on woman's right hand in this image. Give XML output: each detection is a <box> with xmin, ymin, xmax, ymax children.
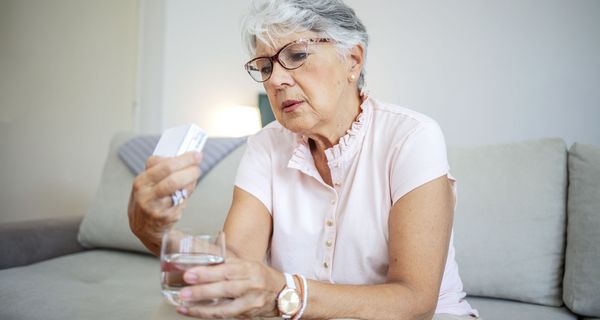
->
<box><xmin>127</xmin><ymin>151</ymin><xmax>203</xmax><ymax>255</ymax></box>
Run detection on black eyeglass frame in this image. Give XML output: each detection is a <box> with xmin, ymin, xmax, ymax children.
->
<box><xmin>244</xmin><ymin>38</ymin><xmax>334</xmax><ymax>83</ymax></box>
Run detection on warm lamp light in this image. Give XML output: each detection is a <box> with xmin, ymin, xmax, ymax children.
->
<box><xmin>208</xmin><ymin>105</ymin><xmax>261</xmax><ymax>137</ymax></box>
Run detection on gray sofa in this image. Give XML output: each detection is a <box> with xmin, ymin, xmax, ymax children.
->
<box><xmin>1</xmin><ymin>133</ymin><xmax>599</xmax><ymax>320</ymax></box>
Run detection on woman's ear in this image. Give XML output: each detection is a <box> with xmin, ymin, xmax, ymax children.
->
<box><xmin>348</xmin><ymin>44</ymin><xmax>365</xmax><ymax>76</ymax></box>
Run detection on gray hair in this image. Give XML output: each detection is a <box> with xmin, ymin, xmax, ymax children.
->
<box><xmin>241</xmin><ymin>0</ymin><xmax>369</xmax><ymax>89</ymax></box>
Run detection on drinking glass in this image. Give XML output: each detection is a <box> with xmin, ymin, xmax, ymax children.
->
<box><xmin>160</xmin><ymin>229</ymin><xmax>226</xmax><ymax>307</ymax></box>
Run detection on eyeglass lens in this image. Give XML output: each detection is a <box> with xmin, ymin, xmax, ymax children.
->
<box><xmin>246</xmin><ymin>42</ymin><xmax>309</xmax><ymax>82</ymax></box>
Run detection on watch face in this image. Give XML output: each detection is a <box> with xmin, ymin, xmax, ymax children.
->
<box><xmin>277</xmin><ymin>288</ymin><xmax>301</xmax><ymax>315</ymax></box>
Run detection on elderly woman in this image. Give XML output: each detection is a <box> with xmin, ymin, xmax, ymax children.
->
<box><xmin>128</xmin><ymin>0</ymin><xmax>480</xmax><ymax>319</ymax></box>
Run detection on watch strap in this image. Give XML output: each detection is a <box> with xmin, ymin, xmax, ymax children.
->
<box><xmin>292</xmin><ymin>275</ymin><xmax>308</xmax><ymax>320</ymax></box>
<box><xmin>284</xmin><ymin>273</ymin><xmax>296</xmax><ymax>290</ymax></box>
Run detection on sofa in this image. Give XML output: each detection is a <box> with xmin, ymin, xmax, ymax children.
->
<box><xmin>1</xmin><ymin>132</ymin><xmax>599</xmax><ymax>320</ymax></box>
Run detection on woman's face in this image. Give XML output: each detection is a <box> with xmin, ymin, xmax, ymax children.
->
<box><xmin>255</xmin><ymin>31</ymin><xmax>358</xmax><ymax>135</ymax></box>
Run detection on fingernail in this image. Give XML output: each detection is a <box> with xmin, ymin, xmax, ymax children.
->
<box><xmin>194</xmin><ymin>152</ymin><xmax>202</xmax><ymax>161</ymax></box>
<box><xmin>184</xmin><ymin>272</ymin><xmax>198</xmax><ymax>283</ymax></box>
<box><xmin>180</xmin><ymin>288</ymin><xmax>191</xmax><ymax>299</ymax></box>
<box><xmin>177</xmin><ymin>307</ymin><xmax>188</xmax><ymax>314</ymax></box>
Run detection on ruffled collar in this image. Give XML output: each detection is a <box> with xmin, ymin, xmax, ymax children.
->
<box><xmin>324</xmin><ymin>95</ymin><xmax>371</xmax><ymax>163</ymax></box>
<box><xmin>288</xmin><ymin>94</ymin><xmax>372</xmax><ymax>174</ymax></box>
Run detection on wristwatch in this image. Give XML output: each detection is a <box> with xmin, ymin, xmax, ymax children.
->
<box><xmin>277</xmin><ymin>273</ymin><xmax>301</xmax><ymax>319</ymax></box>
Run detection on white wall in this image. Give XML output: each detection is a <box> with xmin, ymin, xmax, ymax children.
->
<box><xmin>161</xmin><ymin>1</ymin><xmax>263</xmax><ymax>135</ymax></box>
<box><xmin>137</xmin><ymin>0</ymin><xmax>165</xmax><ymax>134</ymax></box>
<box><xmin>2</xmin><ymin>0</ymin><xmax>596</xmax><ymax>223</ymax></box>
<box><xmin>0</xmin><ymin>0</ymin><xmax>138</xmax><ymax>223</ymax></box>
<box><xmin>154</xmin><ymin>0</ymin><xmax>600</xmax><ymax>146</ymax></box>
<box><xmin>348</xmin><ymin>0</ymin><xmax>600</xmax><ymax>146</ymax></box>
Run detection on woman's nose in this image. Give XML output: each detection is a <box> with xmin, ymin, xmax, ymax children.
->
<box><xmin>267</xmin><ymin>61</ymin><xmax>294</xmax><ymax>88</ymax></box>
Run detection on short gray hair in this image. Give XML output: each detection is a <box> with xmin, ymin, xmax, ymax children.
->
<box><xmin>241</xmin><ymin>0</ymin><xmax>369</xmax><ymax>89</ymax></box>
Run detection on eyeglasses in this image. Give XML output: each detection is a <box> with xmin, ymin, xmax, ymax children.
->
<box><xmin>244</xmin><ymin>38</ymin><xmax>333</xmax><ymax>83</ymax></box>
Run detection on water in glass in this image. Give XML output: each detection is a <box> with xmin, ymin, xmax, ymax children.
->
<box><xmin>161</xmin><ymin>253</ymin><xmax>224</xmax><ymax>306</ymax></box>
<box><xmin>160</xmin><ymin>229</ymin><xmax>226</xmax><ymax>307</ymax></box>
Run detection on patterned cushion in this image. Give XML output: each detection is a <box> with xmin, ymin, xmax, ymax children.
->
<box><xmin>118</xmin><ymin>135</ymin><xmax>246</xmax><ymax>179</ymax></box>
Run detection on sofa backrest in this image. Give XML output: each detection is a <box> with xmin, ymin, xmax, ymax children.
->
<box><xmin>80</xmin><ymin>133</ymin><xmax>600</xmax><ymax>317</ymax></box>
<box><xmin>563</xmin><ymin>143</ymin><xmax>600</xmax><ymax>318</ymax></box>
<box><xmin>448</xmin><ymin>138</ymin><xmax>568</xmax><ymax>307</ymax></box>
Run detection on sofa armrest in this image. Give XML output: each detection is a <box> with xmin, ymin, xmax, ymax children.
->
<box><xmin>0</xmin><ymin>215</ymin><xmax>86</xmax><ymax>269</ymax></box>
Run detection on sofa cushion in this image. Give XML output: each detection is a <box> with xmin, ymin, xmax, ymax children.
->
<box><xmin>78</xmin><ymin>132</ymin><xmax>245</xmax><ymax>254</ymax></box>
<box><xmin>563</xmin><ymin>143</ymin><xmax>600</xmax><ymax>317</ymax></box>
<box><xmin>449</xmin><ymin>138</ymin><xmax>567</xmax><ymax>306</ymax></box>
<box><xmin>0</xmin><ymin>251</ymin><xmax>579</xmax><ymax>320</ymax></box>
<box><xmin>0</xmin><ymin>250</ymin><xmax>162</xmax><ymax>320</ymax></box>
<box><xmin>0</xmin><ymin>250</ymin><xmax>282</xmax><ymax>320</ymax></box>
<box><xmin>78</xmin><ymin>133</ymin><xmax>146</xmax><ymax>252</ymax></box>
<box><xmin>467</xmin><ymin>296</ymin><xmax>577</xmax><ymax>320</ymax></box>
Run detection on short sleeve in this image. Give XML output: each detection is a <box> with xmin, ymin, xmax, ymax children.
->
<box><xmin>390</xmin><ymin>121</ymin><xmax>451</xmax><ymax>203</ymax></box>
<box><xmin>234</xmin><ymin>133</ymin><xmax>273</xmax><ymax>214</ymax></box>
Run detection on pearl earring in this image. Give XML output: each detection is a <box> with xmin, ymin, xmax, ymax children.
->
<box><xmin>350</xmin><ymin>74</ymin><xmax>356</xmax><ymax>81</ymax></box>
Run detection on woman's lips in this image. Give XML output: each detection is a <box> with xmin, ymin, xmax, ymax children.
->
<box><xmin>281</xmin><ymin>100</ymin><xmax>303</xmax><ymax>113</ymax></box>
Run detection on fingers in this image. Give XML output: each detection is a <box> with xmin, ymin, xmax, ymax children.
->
<box><xmin>128</xmin><ymin>153</ymin><xmax>202</xmax><ymax>257</ymax></box>
<box><xmin>176</xmin><ymin>261</ymin><xmax>277</xmax><ymax>319</ymax></box>
<box><xmin>145</xmin><ymin>155</ymin><xmax>163</xmax><ymax>169</ymax></box>
<box><xmin>175</xmin><ymin>181</ymin><xmax>198</xmax><ymax>204</ymax></box>
<box><xmin>145</xmin><ymin>151</ymin><xmax>202</xmax><ymax>183</ymax></box>
<box><xmin>132</xmin><ymin>172</ymin><xmax>197</xmax><ymax>226</ymax></box>
<box><xmin>182</xmin><ymin>180</ymin><xmax>198</xmax><ymax>198</ymax></box>
<box><xmin>180</xmin><ymin>279</ymin><xmax>255</xmax><ymax>301</ymax></box>
<box><xmin>180</xmin><ymin>261</ymin><xmax>255</xmax><ymax>302</ymax></box>
<box><xmin>134</xmin><ymin>151</ymin><xmax>201</xmax><ymax>207</ymax></box>
<box><xmin>153</xmin><ymin>164</ymin><xmax>202</xmax><ymax>198</ymax></box>
<box><xmin>184</xmin><ymin>258</ymin><xmax>249</xmax><ymax>284</ymax></box>
<box><xmin>180</xmin><ymin>293</ymin><xmax>266</xmax><ymax>319</ymax></box>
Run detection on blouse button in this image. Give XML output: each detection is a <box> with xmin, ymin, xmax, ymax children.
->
<box><xmin>323</xmin><ymin>261</ymin><xmax>329</xmax><ymax>269</ymax></box>
<box><xmin>326</xmin><ymin>220</ymin><xmax>334</xmax><ymax>227</ymax></box>
<box><xmin>330</xmin><ymin>199</ymin><xmax>336</xmax><ymax>205</ymax></box>
<box><xmin>325</xmin><ymin>240</ymin><xmax>333</xmax><ymax>247</ymax></box>
<box><xmin>334</xmin><ymin>182</ymin><xmax>341</xmax><ymax>187</ymax></box>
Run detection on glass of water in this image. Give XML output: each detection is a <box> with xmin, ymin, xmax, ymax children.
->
<box><xmin>160</xmin><ymin>228</ymin><xmax>226</xmax><ymax>307</ymax></box>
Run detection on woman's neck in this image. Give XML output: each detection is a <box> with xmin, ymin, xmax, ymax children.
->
<box><xmin>305</xmin><ymin>90</ymin><xmax>362</xmax><ymax>154</ymax></box>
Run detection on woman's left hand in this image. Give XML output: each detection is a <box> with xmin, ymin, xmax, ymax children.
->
<box><xmin>177</xmin><ymin>257</ymin><xmax>284</xmax><ymax>319</ymax></box>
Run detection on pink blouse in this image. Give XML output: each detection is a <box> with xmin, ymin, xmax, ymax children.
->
<box><xmin>235</xmin><ymin>96</ymin><xmax>478</xmax><ymax>316</ymax></box>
